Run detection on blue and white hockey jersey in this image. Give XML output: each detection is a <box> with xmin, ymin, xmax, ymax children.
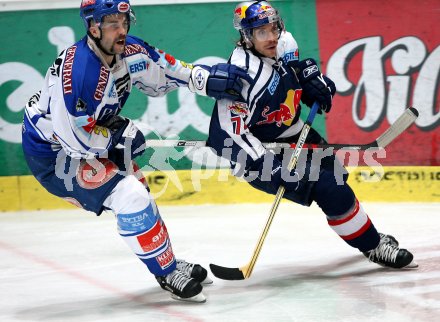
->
<box><xmin>208</xmin><ymin>31</ymin><xmax>303</xmax><ymax>175</ymax></box>
<box><xmin>22</xmin><ymin>35</ymin><xmax>197</xmax><ymax>159</ymax></box>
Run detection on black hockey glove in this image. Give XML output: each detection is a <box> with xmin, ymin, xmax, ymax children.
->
<box><xmin>206</xmin><ymin>63</ymin><xmax>252</xmax><ymax>101</ymax></box>
<box><xmin>102</xmin><ymin>115</ymin><xmax>146</xmax><ymax>159</ymax></box>
<box><xmin>247</xmin><ymin>152</ymin><xmax>300</xmax><ymax>192</ymax></box>
<box><xmin>292</xmin><ymin>58</ymin><xmax>336</xmax><ymax>113</ymax></box>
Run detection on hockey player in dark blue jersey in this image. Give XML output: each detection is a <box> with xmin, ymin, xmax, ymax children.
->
<box><xmin>21</xmin><ymin>0</ymin><xmax>253</xmax><ymax>303</ymax></box>
<box><xmin>208</xmin><ymin>1</ymin><xmax>417</xmax><ymax>270</ymax></box>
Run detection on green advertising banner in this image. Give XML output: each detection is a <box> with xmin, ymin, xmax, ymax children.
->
<box><xmin>0</xmin><ymin>1</ymin><xmax>321</xmax><ymax>176</ymax></box>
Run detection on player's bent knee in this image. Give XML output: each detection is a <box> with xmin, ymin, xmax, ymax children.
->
<box><xmin>105</xmin><ymin>175</ymin><xmax>154</xmax><ymax>215</ymax></box>
<box><xmin>311</xmin><ymin>170</ymin><xmax>355</xmax><ymax>216</ymax></box>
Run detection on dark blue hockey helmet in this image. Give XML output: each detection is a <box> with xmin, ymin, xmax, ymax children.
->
<box><xmin>80</xmin><ymin>0</ymin><xmax>136</xmax><ymax>29</ymax></box>
<box><xmin>233</xmin><ymin>1</ymin><xmax>283</xmax><ymax>47</ymax></box>
<box><xmin>234</xmin><ymin>1</ymin><xmax>281</xmax><ymax>31</ymax></box>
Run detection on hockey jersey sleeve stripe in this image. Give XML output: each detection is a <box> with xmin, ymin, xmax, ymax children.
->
<box><xmin>246</xmin><ymin>56</ymin><xmax>263</xmax><ymax>106</ymax></box>
<box><xmin>53</xmin><ymin>130</ymin><xmax>91</xmax><ymax>158</ymax></box>
<box><xmin>24</xmin><ymin>109</ymin><xmax>52</xmax><ymax>143</ymax></box>
<box><xmin>165</xmin><ymin>74</ymin><xmax>188</xmax><ymax>85</ymax></box>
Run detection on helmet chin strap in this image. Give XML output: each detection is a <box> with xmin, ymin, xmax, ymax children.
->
<box><xmin>87</xmin><ymin>28</ymin><xmax>115</xmax><ymax>57</ymax></box>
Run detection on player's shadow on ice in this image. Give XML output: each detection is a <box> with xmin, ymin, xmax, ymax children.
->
<box><xmin>15</xmin><ymin>287</ymin><xmax>201</xmax><ymax>321</ymax></box>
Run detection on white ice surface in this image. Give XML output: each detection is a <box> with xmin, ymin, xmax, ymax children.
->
<box><xmin>0</xmin><ymin>202</ymin><xmax>439</xmax><ymax>322</ymax></box>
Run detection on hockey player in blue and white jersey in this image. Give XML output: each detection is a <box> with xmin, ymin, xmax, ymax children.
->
<box><xmin>21</xmin><ymin>0</ymin><xmax>253</xmax><ymax>303</ymax></box>
<box><xmin>208</xmin><ymin>1</ymin><xmax>417</xmax><ymax>269</ymax></box>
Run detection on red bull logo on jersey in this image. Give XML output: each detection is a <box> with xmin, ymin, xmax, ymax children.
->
<box><xmin>228</xmin><ymin>101</ymin><xmax>249</xmax><ymax>116</ymax></box>
<box><xmin>256</xmin><ymin>89</ymin><xmax>302</xmax><ymax>127</ymax></box>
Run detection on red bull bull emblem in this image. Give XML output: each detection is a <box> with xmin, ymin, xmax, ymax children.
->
<box><xmin>228</xmin><ymin>101</ymin><xmax>249</xmax><ymax>116</ymax></box>
<box><xmin>256</xmin><ymin>89</ymin><xmax>301</xmax><ymax>127</ymax></box>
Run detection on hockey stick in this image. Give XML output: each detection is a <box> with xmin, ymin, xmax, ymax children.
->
<box><xmin>208</xmin><ymin>105</ymin><xmax>419</xmax><ymax>281</ymax></box>
<box><xmin>209</xmin><ymin>102</ymin><xmax>320</xmax><ymax>280</ymax></box>
<box><xmin>144</xmin><ymin>107</ymin><xmax>419</xmax><ymax>151</ymax></box>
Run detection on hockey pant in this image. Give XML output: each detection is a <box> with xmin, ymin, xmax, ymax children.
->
<box><xmin>103</xmin><ymin>175</ymin><xmax>176</xmax><ymax>277</ymax></box>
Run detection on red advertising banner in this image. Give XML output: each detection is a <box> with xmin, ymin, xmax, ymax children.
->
<box><xmin>316</xmin><ymin>0</ymin><xmax>439</xmax><ymax>165</ymax></box>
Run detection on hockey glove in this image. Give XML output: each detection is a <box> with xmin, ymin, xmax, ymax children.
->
<box><xmin>190</xmin><ymin>63</ymin><xmax>252</xmax><ymax>101</ymax></box>
<box><xmin>292</xmin><ymin>58</ymin><xmax>336</xmax><ymax>113</ymax></box>
<box><xmin>248</xmin><ymin>152</ymin><xmax>300</xmax><ymax>192</ymax></box>
<box><xmin>102</xmin><ymin>115</ymin><xmax>146</xmax><ymax>159</ymax></box>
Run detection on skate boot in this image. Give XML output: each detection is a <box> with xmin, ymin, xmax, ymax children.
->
<box><xmin>363</xmin><ymin>233</ymin><xmax>418</xmax><ymax>269</ymax></box>
<box><xmin>156</xmin><ymin>269</ymin><xmax>206</xmax><ymax>303</ymax></box>
<box><xmin>176</xmin><ymin>259</ymin><xmax>213</xmax><ymax>284</ymax></box>
<box><xmin>378</xmin><ymin>233</ymin><xmax>398</xmax><ymax>247</ymax></box>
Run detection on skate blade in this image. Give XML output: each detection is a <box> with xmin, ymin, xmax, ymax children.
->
<box><xmin>377</xmin><ymin>260</ymin><xmax>419</xmax><ymax>269</ymax></box>
<box><xmin>404</xmin><ymin>260</ymin><xmax>419</xmax><ymax>269</ymax></box>
<box><xmin>171</xmin><ymin>292</ymin><xmax>206</xmax><ymax>303</ymax></box>
<box><xmin>201</xmin><ymin>276</ymin><xmax>213</xmax><ymax>285</ymax></box>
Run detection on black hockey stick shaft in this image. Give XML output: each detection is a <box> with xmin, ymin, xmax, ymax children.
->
<box><xmin>145</xmin><ymin>107</ymin><xmax>418</xmax><ymax>151</ymax></box>
<box><xmin>209</xmin><ymin>102</ymin><xmax>320</xmax><ymax>280</ymax></box>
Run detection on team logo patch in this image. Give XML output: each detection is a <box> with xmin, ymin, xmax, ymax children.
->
<box><xmin>194</xmin><ymin>69</ymin><xmax>205</xmax><ymax>90</ymax></box>
<box><xmin>227</xmin><ymin>101</ymin><xmax>249</xmax><ymax>116</ymax></box>
<box><xmin>76</xmin><ymin>158</ymin><xmax>118</xmax><ymax>189</ymax></box>
<box><xmin>118</xmin><ymin>2</ymin><xmax>130</xmax><ymax>13</ymax></box>
<box><xmin>75</xmin><ymin>98</ymin><xmax>87</xmax><ymax>112</ymax></box>
<box><xmin>257</xmin><ymin>89</ymin><xmax>301</xmax><ymax>127</ymax></box>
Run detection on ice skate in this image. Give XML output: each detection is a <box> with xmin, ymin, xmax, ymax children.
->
<box><xmin>364</xmin><ymin>233</ymin><xmax>418</xmax><ymax>269</ymax></box>
<box><xmin>156</xmin><ymin>269</ymin><xmax>206</xmax><ymax>303</ymax></box>
<box><xmin>176</xmin><ymin>259</ymin><xmax>213</xmax><ymax>284</ymax></box>
<box><xmin>378</xmin><ymin>233</ymin><xmax>398</xmax><ymax>247</ymax></box>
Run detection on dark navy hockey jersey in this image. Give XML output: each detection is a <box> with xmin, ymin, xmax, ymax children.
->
<box><xmin>208</xmin><ymin>31</ymin><xmax>303</xmax><ymax>175</ymax></box>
